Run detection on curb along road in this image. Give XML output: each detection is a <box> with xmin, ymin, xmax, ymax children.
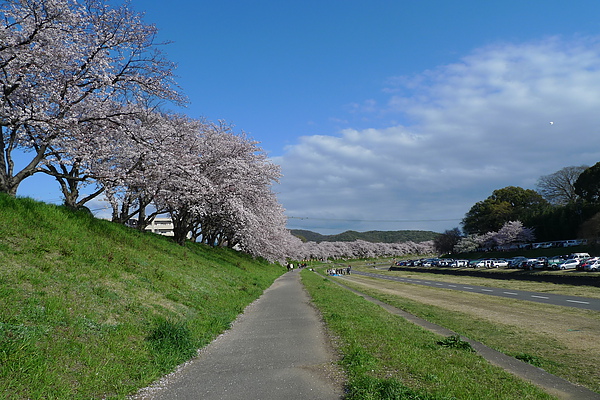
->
<box><xmin>131</xmin><ymin>270</ymin><xmax>343</xmax><ymax>400</ymax></box>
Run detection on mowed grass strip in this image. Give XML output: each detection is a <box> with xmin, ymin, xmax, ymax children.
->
<box><xmin>301</xmin><ymin>270</ymin><xmax>553</xmax><ymax>400</ymax></box>
<box><xmin>0</xmin><ymin>195</ymin><xmax>285</xmax><ymax>399</ymax></box>
<box><xmin>338</xmin><ymin>273</ymin><xmax>600</xmax><ymax>394</ymax></box>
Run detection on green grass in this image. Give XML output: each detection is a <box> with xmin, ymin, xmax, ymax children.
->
<box><xmin>336</xmin><ymin>273</ymin><xmax>600</xmax><ymax>394</ymax></box>
<box><xmin>300</xmin><ymin>270</ymin><xmax>554</xmax><ymax>400</ymax></box>
<box><xmin>0</xmin><ymin>194</ymin><xmax>285</xmax><ymax>399</ymax></box>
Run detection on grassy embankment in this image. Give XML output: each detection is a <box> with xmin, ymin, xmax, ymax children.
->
<box><xmin>301</xmin><ymin>269</ymin><xmax>554</xmax><ymax>400</ymax></box>
<box><xmin>0</xmin><ymin>194</ymin><xmax>285</xmax><ymax>399</ymax></box>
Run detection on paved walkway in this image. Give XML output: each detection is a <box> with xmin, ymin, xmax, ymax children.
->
<box><xmin>132</xmin><ymin>270</ymin><xmax>344</xmax><ymax>400</ymax></box>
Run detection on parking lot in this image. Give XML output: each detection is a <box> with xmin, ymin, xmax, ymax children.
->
<box><xmin>394</xmin><ymin>251</ymin><xmax>600</xmax><ymax>272</ymax></box>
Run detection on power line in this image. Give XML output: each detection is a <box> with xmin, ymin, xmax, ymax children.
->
<box><xmin>286</xmin><ymin>216</ymin><xmax>462</xmax><ymax>223</ymax></box>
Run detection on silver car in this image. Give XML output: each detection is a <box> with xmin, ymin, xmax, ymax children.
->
<box><xmin>557</xmin><ymin>259</ymin><xmax>579</xmax><ymax>270</ymax></box>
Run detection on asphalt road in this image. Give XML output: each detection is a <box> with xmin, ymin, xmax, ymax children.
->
<box><xmin>131</xmin><ymin>270</ymin><xmax>343</xmax><ymax>400</ymax></box>
<box><xmin>354</xmin><ymin>270</ymin><xmax>600</xmax><ymax>311</ymax></box>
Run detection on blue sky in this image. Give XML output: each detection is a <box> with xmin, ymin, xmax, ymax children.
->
<box><xmin>16</xmin><ymin>0</ymin><xmax>600</xmax><ymax>234</ymax></box>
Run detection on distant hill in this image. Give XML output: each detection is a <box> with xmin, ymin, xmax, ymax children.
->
<box><xmin>291</xmin><ymin>229</ymin><xmax>439</xmax><ymax>243</ymax></box>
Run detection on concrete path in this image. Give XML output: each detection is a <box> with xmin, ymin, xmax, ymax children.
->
<box><xmin>132</xmin><ymin>270</ymin><xmax>344</xmax><ymax>400</ymax></box>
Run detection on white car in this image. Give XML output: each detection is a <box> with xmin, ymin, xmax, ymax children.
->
<box><xmin>450</xmin><ymin>259</ymin><xmax>468</xmax><ymax>268</ymax></box>
<box><xmin>557</xmin><ymin>259</ymin><xmax>579</xmax><ymax>270</ymax></box>
<box><xmin>492</xmin><ymin>259</ymin><xmax>509</xmax><ymax>268</ymax></box>
<box><xmin>569</xmin><ymin>253</ymin><xmax>590</xmax><ymax>261</ymax></box>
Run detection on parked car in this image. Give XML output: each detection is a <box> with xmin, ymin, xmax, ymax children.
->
<box><xmin>563</xmin><ymin>239</ymin><xmax>587</xmax><ymax>247</ymax></box>
<box><xmin>556</xmin><ymin>259</ymin><xmax>579</xmax><ymax>270</ymax></box>
<box><xmin>421</xmin><ymin>258</ymin><xmax>440</xmax><ymax>267</ymax></box>
<box><xmin>492</xmin><ymin>259</ymin><xmax>509</xmax><ymax>268</ymax></box>
<box><xmin>578</xmin><ymin>257</ymin><xmax>598</xmax><ymax>271</ymax></box>
<box><xmin>508</xmin><ymin>256</ymin><xmax>528</xmax><ymax>268</ymax></box>
<box><xmin>547</xmin><ymin>256</ymin><xmax>565</xmax><ymax>270</ymax></box>
<box><xmin>523</xmin><ymin>257</ymin><xmax>547</xmax><ymax>270</ymax></box>
<box><xmin>476</xmin><ymin>259</ymin><xmax>496</xmax><ymax>268</ymax></box>
<box><xmin>583</xmin><ymin>260</ymin><xmax>600</xmax><ymax>272</ymax></box>
<box><xmin>569</xmin><ymin>252</ymin><xmax>590</xmax><ymax>261</ymax></box>
<box><xmin>437</xmin><ymin>259</ymin><xmax>453</xmax><ymax>267</ymax></box>
<box><xmin>450</xmin><ymin>259</ymin><xmax>469</xmax><ymax>268</ymax></box>
<box><xmin>521</xmin><ymin>258</ymin><xmax>540</xmax><ymax>270</ymax></box>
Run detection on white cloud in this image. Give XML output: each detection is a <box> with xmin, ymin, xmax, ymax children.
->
<box><xmin>275</xmin><ymin>36</ymin><xmax>600</xmax><ymax>233</ymax></box>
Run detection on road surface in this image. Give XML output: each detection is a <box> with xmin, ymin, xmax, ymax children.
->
<box><xmin>354</xmin><ymin>270</ymin><xmax>600</xmax><ymax>311</ymax></box>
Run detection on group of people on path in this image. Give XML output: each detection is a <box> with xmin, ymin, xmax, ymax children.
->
<box><xmin>286</xmin><ymin>262</ymin><xmax>351</xmax><ymax>276</ymax></box>
<box><xmin>286</xmin><ymin>262</ymin><xmax>308</xmax><ymax>272</ymax></box>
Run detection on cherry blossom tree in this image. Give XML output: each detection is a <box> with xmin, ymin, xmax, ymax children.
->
<box><xmin>38</xmin><ymin>102</ymin><xmax>129</xmax><ymax>210</ymax></box>
<box><xmin>233</xmin><ymin>197</ymin><xmax>299</xmax><ymax>262</ymax></box>
<box><xmin>286</xmin><ymin>239</ymin><xmax>434</xmax><ymax>261</ymax></box>
<box><xmin>148</xmin><ymin>119</ymin><xmax>290</xmax><ymax>256</ymax></box>
<box><xmin>453</xmin><ymin>221</ymin><xmax>534</xmax><ymax>253</ymax></box>
<box><xmin>492</xmin><ymin>220</ymin><xmax>535</xmax><ymax>248</ymax></box>
<box><xmin>100</xmin><ymin>111</ymin><xmax>200</xmax><ymax>229</ymax></box>
<box><xmin>453</xmin><ymin>234</ymin><xmax>484</xmax><ymax>253</ymax></box>
<box><xmin>0</xmin><ymin>0</ymin><xmax>182</xmax><ymax>196</ymax></box>
<box><xmin>189</xmin><ymin>123</ymin><xmax>281</xmax><ymax>247</ymax></box>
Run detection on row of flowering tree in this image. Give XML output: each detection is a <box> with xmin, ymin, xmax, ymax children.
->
<box><xmin>288</xmin><ymin>239</ymin><xmax>435</xmax><ymax>261</ymax></box>
<box><xmin>0</xmin><ymin>0</ymin><xmax>304</xmax><ymax>262</ymax></box>
<box><xmin>0</xmin><ymin>0</ymin><xmax>433</xmax><ymax>264</ymax></box>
